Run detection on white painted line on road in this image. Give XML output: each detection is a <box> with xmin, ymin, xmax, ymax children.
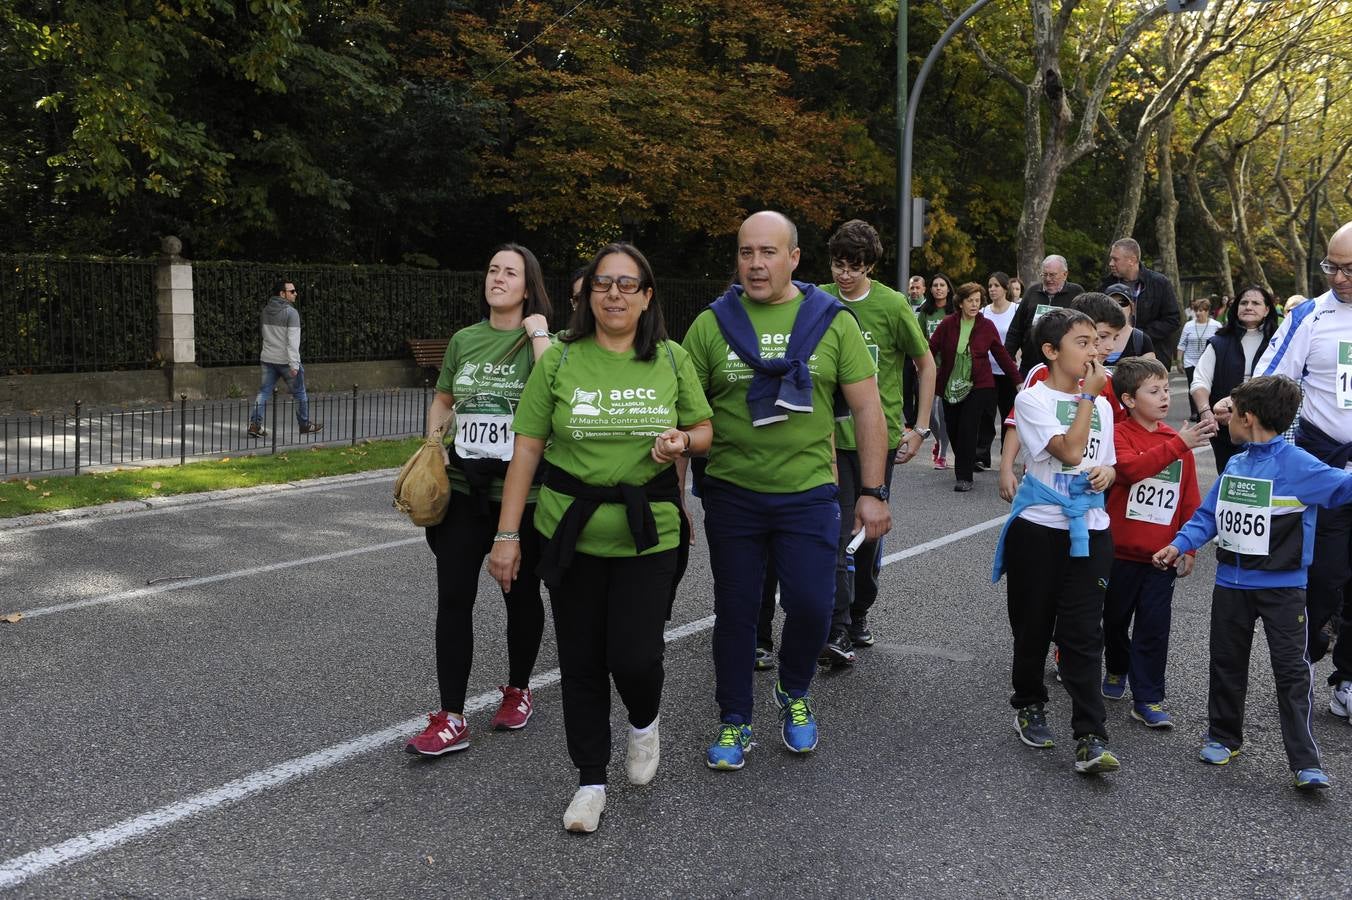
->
<box><xmin>0</xmin><ymin>614</ymin><xmax>718</xmax><ymax>890</ymax></box>
<box><xmin>879</xmin><ymin>515</ymin><xmax>1005</xmax><ymax>566</ymax></box>
<box><xmin>0</xmin><ymin>514</ymin><xmax>988</xmax><ymax>888</ymax></box>
<box><xmin>16</xmin><ymin>537</ymin><xmax>424</xmax><ymax>620</ymax></box>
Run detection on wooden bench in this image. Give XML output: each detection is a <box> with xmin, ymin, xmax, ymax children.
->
<box><xmin>407</xmin><ymin>338</ymin><xmax>449</xmax><ymax>372</ymax></box>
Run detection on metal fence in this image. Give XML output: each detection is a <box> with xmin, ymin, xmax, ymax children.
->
<box><xmin>1</xmin><ymin>255</ymin><xmax>159</xmax><ymax>373</ymax></box>
<box><xmin>1</xmin><ymin>386</ymin><xmax>432</xmax><ymax>476</ymax></box>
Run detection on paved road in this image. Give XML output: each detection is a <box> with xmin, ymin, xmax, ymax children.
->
<box><xmin>3</xmin><ymin>384</ymin><xmax>1352</xmax><ymax>897</ymax></box>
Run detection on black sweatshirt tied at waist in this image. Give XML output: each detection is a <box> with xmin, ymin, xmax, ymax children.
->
<box><xmin>537</xmin><ymin>465</ymin><xmax>689</xmax><ymax>615</ymax></box>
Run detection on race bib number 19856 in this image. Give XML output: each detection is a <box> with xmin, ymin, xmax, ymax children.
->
<box><xmin>1215</xmin><ymin>474</ymin><xmax>1272</xmax><ymax>556</ymax></box>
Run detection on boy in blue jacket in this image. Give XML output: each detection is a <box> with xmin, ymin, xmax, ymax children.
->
<box><xmin>1154</xmin><ymin>375</ymin><xmax>1352</xmax><ymax>790</ymax></box>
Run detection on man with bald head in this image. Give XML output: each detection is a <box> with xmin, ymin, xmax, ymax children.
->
<box><xmin>1253</xmin><ymin>221</ymin><xmax>1352</xmax><ymax>721</ymax></box>
<box><xmin>1003</xmin><ymin>254</ymin><xmax>1086</xmax><ymax>377</ymax></box>
<box><xmin>684</xmin><ymin>210</ymin><xmax>892</xmax><ymax>768</ymax></box>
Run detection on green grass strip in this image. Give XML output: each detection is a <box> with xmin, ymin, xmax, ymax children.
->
<box><xmin>0</xmin><ymin>437</ymin><xmax>422</xmax><ymax>519</ymax></box>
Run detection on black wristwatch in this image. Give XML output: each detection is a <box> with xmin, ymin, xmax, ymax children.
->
<box><xmin>859</xmin><ymin>485</ymin><xmax>889</xmax><ymax>502</ymax></box>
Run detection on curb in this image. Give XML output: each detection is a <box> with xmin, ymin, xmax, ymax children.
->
<box><xmin>0</xmin><ymin>468</ymin><xmax>400</xmax><ymax>532</ymax></box>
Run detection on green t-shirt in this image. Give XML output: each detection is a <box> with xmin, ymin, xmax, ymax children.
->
<box><xmin>820</xmin><ymin>281</ymin><xmax>928</xmax><ymax>450</ymax></box>
<box><xmin>918</xmin><ymin>307</ymin><xmax>951</xmax><ymax>340</ymax></box>
<box><xmin>435</xmin><ymin>321</ymin><xmax>538</xmax><ymax>502</ymax></box>
<box><xmin>683</xmin><ymin>293</ymin><xmax>876</xmax><ymax>493</ymax></box>
<box><xmin>512</xmin><ymin>337</ymin><xmax>712</xmax><ymax>557</ymax></box>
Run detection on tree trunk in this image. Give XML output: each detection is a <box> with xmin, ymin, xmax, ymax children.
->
<box><xmin>1222</xmin><ymin>152</ymin><xmax>1271</xmax><ymax>293</ymax></box>
<box><xmin>1185</xmin><ymin>165</ymin><xmax>1233</xmax><ymax>298</ymax></box>
<box><xmin>1154</xmin><ymin>113</ymin><xmax>1180</xmax><ymax>296</ymax></box>
<box><xmin>1114</xmin><ymin>128</ymin><xmax>1154</xmax><ymax>240</ymax></box>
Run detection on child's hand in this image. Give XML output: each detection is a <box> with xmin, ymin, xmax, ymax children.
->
<box><xmin>999</xmin><ymin>465</ymin><xmax>1019</xmax><ymax>503</ymax></box>
<box><xmin>1153</xmin><ymin>545</ymin><xmax>1181</xmax><ymax>570</ymax></box>
<box><xmin>1082</xmin><ymin>359</ymin><xmax>1108</xmax><ymax>397</ymax></box>
<box><xmin>1177</xmin><ymin>418</ymin><xmax>1217</xmax><ymax>448</ymax></box>
<box><xmin>1175</xmin><ymin>553</ymin><xmax>1195</xmax><ymax>577</ymax></box>
<box><xmin>1086</xmin><ymin>465</ymin><xmax>1114</xmax><ymax>492</ymax></box>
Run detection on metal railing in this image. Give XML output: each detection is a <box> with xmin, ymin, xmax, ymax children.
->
<box><xmin>1</xmin><ymin>255</ymin><xmax>159</xmax><ymax>373</ymax></box>
<box><xmin>1</xmin><ymin>385</ymin><xmax>433</xmax><ymax>476</ymax></box>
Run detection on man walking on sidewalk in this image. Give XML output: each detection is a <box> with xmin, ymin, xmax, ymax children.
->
<box><xmin>248</xmin><ymin>280</ymin><xmax>322</xmax><ymax>437</ymax></box>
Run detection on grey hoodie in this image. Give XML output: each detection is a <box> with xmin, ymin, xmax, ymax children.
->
<box><xmin>259</xmin><ymin>296</ymin><xmax>301</xmax><ymax>370</ymax></box>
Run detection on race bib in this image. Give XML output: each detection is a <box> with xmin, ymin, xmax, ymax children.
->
<box><xmin>1055</xmin><ymin>399</ymin><xmax>1104</xmax><ymax>473</ymax></box>
<box><xmin>454</xmin><ymin>394</ymin><xmax>515</xmax><ymax>460</ymax></box>
<box><xmin>1337</xmin><ymin>341</ymin><xmax>1352</xmax><ymax>409</ymax></box>
<box><xmin>1032</xmin><ymin>304</ymin><xmax>1054</xmax><ymax>324</ymax></box>
<box><xmin>1126</xmin><ymin>460</ymin><xmax>1182</xmax><ymax>525</ymax></box>
<box><xmin>1215</xmin><ymin>474</ymin><xmax>1272</xmax><ymax>555</ymax></box>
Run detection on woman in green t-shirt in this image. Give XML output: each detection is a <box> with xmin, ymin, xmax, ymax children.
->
<box><xmin>918</xmin><ymin>273</ymin><xmax>956</xmax><ymax>467</ymax></box>
<box><xmin>404</xmin><ymin>244</ymin><xmax>554</xmax><ymax>759</ymax></box>
<box><xmin>489</xmin><ymin>243</ymin><xmax>713</xmax><ymax>834</ymax></box>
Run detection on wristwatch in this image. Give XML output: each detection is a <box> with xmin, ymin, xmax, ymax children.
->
<box><xmin>529</xmin><ymin>329</ymin><xmax>550</xmax><ymax>339</ymax></box>
<box><xmin>859</xmin><ymin>485</ymin><xmax>890</xmax><ymax>502</ymax></box>
<box><xmin>913</xmin><ymin>427</ymin><xmax>932</xmax><ymax>440</ymax></box>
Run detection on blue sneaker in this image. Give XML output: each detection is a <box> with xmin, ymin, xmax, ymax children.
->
<box><xmin>1102</xmin><ymin>673</ymin><xmax>1127</xmax><ymax>701</ymax></box>
<box><xmin>706</xmin><ymin>723</ymin><xmax>753</xmax><ymax>770</ymax></box>
<box><xmin>773</xmin><ymin>681</ymin><xmax>818</xmax><ymax>753</ymax></box>
<box><xmin>1294</xmin><ymin>768</ymin><xmax>1331</xmax><ymax>790</ymax></box>
<box><xmin>1198</xmin><ymin>736</ymin><xmax>1240</xmax><ymax>766</ymax></box>
<box><xmin>1130</xmin><ymin>702</ymin><xmax>1173</xmax><ymax>729</ymax></box>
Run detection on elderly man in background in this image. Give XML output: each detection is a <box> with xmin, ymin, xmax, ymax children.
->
<box><xmin>1002</xmin><ymin>254</ymin><xmax>1085</xmax><ymax>377</ymax></box>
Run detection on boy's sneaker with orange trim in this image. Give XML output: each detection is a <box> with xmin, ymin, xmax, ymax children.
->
<box><xmin>491</xmin><ymin>685</ymin><xmax>533</xmax><ymax>730</ymax></box>
<box><xmin>405</xmin><ymin>711</ymin><xmax>469</xmax><ymax>756</ymax></box>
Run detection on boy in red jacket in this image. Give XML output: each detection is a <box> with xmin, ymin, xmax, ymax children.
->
<box><xmin>1103</xmin><ymin>357</ymin><xmax>1217</xmax><ymax>727</ymax></box>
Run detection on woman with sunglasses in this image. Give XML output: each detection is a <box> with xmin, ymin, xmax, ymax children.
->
<box><xmin>1102</xmin><ymin>282</ymin><xmax>1157</xmax><ymax>370</ymax></box>
<box><xmin>406</xmin><ymin>244</ymin><xmax>554</xmax><ymax>759</ymax></box>
<box><xmin>489</xmin><ymin>243</ymin><xmax>713</xmax><ymax>834</ymax></box>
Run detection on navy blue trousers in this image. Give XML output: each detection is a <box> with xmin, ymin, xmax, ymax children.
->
<box><xmin>1103</xmin><ymin>558</ymin><xmax>1177</xmax><ymax>703</ymax></box>
<box><xmin>703</xmin><ymin>477</ymin><xmax>839</xmax><ymax>724</ymax></box>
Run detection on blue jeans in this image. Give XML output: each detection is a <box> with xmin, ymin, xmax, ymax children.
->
<box><xmin>702</xmin><ymin>476</ymin><xmax>839</xmax><ymax>724</ymax></box>
<box><xmin>250</xmin><ymin>363</ymin><xmax>310</xmax><ymax>427</ymax></box>
<box><xmin>1103</xmin><ymin>558</ymin><xmax>1177</xmax><ymax>703</ymax></box>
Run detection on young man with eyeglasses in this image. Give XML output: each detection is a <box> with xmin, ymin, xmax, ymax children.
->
<box><xmin>814</xmin><ymin>220</ymin><xmax>935</xmax><ymax>665</ymax></box>
<box><xmin>248</xmin><ymin>280</ymin><xmax>322</xmax><ymax>437</ymax></box>
<box><xmin>1249</xmin><ymin>221</ymin><xmax>1352</xmax><ymax>721</ymax></box>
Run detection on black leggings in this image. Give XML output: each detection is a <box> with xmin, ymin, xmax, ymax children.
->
<box><xmin>943</xmin><ymin>388</ymin><xmax>994</xmax><ymax>483</ymax></box>
<box><xmin>551</xmin><ymin>548</ymin><xmax>678</xmax><ymax>785</ymax></box>
<box><xmin>424</xmin><ymin>495</ymin><xmax>545</xmax><ymax>713</ymax></box>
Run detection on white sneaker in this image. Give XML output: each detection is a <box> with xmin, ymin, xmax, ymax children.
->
<box><xmin>1331</xmin><ymin>680</ymin><xmax>1352</xmax><ymax>720</ymax></box>
<box><xmin>562</xmin><ymin>786</ymin><xmax>605</xmax><ymax>833</ymax></box>
<box><xmin>625</xmin><ymin>716</ymin><xmax>660</xmax><ymax>786</ymax></box>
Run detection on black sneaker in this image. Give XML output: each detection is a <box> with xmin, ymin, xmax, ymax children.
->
<box><xmin>818</xmin><ymin>630</ymin><xmax>856</xmax><ymax>667</ymax></box>
<box><xmin>247</xmin><ymin>422</ymin><xmax>265</xmax><ymax>438</ymax></box>
<box><xmin>754</xmin><ymin>645</ymin><xmax>776</xmax><ymax>671</ymax></box>
<box><xmin>848</xmin><ymin>618</ymin><xmax>875</xmax><ymax>648</ymax></box>
<box><xmin>1074</xmin><ymin>734</ymin><xmax>1120</xmax><ymax>774</ymax></box>
<box><xmin>1014</xmin><ymin>704</ymin><xmax>1055</xmax><ymax>748</ymax></box>
<box><xmin>954</xmin><ymin>481</ymin><xmax>974</xmax><ymax>492</ymax></box>
<box><xmin>974</xmin><ymin>459</ymin><xmax>990</xmax><ymax>471</ymax></box>
<box><xmin>299</xmin><ymin>421</ymin><xmax>324</xmax><ymax>435</ymax></box>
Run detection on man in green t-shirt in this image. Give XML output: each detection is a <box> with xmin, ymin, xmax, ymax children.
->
<box><xmin>685</xmin><ymin>210</ymin><xmax>893</xmax><ymax>770</ymax></box>
<box><xmin>817</xmin><ymin>220</ymin><xmax>936</xmax><ymax>666</ymax></box>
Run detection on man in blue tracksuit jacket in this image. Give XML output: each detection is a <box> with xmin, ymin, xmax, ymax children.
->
<box><xmin>1156</xmin><ymin>375</ymin><xmax>1352</xmax><ymax>788</ymax></box>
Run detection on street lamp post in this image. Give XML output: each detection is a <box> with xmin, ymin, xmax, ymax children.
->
<box><xmin>898</xmin><ymin>0</ymin><xmax>996</xmax><ymax>290</ymax></box>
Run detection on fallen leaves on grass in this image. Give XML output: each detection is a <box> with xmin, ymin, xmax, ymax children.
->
<box><xmin>151</xmin><ymin>481</ymin><xmax>162</xmax><ymax>490</ymax></box>
<box><xmin>24</xmin><ymin>482</ymin><xmax>36</xmax><ymax>492</ymax></box>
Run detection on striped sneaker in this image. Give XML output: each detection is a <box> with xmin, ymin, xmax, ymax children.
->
<box><xmin>405</xmin><ymin>711</ymin><xmax>469</xmax><ymax>756</ymax></box>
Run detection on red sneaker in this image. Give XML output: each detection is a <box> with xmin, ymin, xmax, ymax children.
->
<box><xmin>491</xmin><ymin>685</ymin><xmax>533</xmax><ymax>730</ymax></box>
<box><xmin>405</xmin><ymin>711</ymin><xmax>469</xmax><ymax>756</ymax></box>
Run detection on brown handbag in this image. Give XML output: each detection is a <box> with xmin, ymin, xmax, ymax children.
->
<box><xmin>393</xmin><ymin>417</ymin><xmax>452</xmax><ymax>526</ymax></box>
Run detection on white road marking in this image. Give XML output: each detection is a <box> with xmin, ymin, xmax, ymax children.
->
<box><xmin>14</xmin><ymin>538</ymin><xmax>424</xmax><ymax>619</ymax></box>
<box><xmin>0</xmin><ymin>515</ymin><xmax>994</xmax><ymax>888</ymax></box>
<box><xmin>879</xmin><ymin>515</ymin><xmax>1005</xmax><ymax>565</ymax></box>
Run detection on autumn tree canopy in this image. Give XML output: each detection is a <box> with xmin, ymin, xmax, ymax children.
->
<box><xmin>1</xmin><ymin>0</ymin><xmax>1348</xmax><ymax>296</ymax></box>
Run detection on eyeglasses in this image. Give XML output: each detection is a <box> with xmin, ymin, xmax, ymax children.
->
<box><xmin>1040</xmin><ymin>270</ymin><xmax>1065</xmax><ymax>279</ymax></box>
<box><xmin>830</xmin><ymin>260</ymin><xmax>871</xmax><ymax>277</ymax></box>
<box><xmin>590</xmin><ymin>274</ymin><xmax>642</xmax><ymax>294</ymax></box>
<box><xmin>1319</xmin><ymin>259</ymin><xmax>1352</xmax><ymax>279</ymax></box>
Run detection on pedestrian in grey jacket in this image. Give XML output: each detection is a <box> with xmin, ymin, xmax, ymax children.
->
<box><xmin>248</xmin><ymin>280</ymin><xmax>322</xmax><ymax>436</ymax></box>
